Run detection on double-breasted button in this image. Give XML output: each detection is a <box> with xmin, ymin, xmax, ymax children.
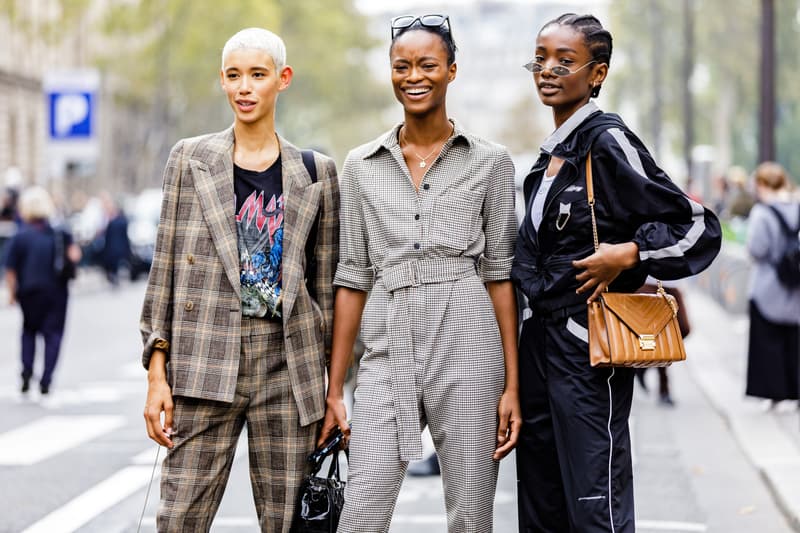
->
<box><xmin>422</xmin><ymin>183</ymin><xmax>430</xmax><ymax>190</ymax></box>
<box><xmin>187</xmin><ymin>254</ymin><xmax>195</xmax><ymax>264</ymax></box>
<box><xmin>184</xmin><ymin>301</ymin><xmax>194</xmax><ymax>311</ymax></box>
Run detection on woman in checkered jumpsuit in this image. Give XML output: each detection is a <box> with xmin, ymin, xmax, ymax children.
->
<box><xmin>318</xmin><ymin>15</ymin><xmax>521</xmax><ymax>532</ymax></box>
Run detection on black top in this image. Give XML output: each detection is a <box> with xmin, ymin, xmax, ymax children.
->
<box><xmin>4</xmin><ymin>222</ymin><xmax>72</xmax><ymax>295</ymax></box>
<box><xmin>234</xmin><ymin>156</ymin><xmax>285</xmax><ymax>318</ymax></box>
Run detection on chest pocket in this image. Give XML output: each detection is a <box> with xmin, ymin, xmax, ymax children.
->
<box><xmin>430</xmin><ymin>190</ymin><xmax>481</xmax><ymax>252</ymax></box>
<box><xmin>550</xmin><ymin>184</ymin><xmax>590</xmax><ymax>232</ymax></box>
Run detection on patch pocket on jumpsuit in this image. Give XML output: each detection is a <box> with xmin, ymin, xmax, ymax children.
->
<box><xmin>556</xmin><ymin>202</ymin><xmax>571</xmax><ymax>231</ymax></box>
<box><xmin>565</xmin><ymin>315</ymin><xmax>588</xmax><ymax>345</ymax></box>
<box><xmin>430</xmin><ymin>190</ymin><xmax>480</xmax><ymax>251</ymax></box>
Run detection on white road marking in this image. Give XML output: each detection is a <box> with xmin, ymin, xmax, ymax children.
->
<box><xmin>140</xmin><ymin>516</ymin><xmax>258</xmax><ymax>527</ymax></box>
<box><xmin>393</xmin><ymin>514</ymin><xmax>448</xmax><ymax>524</ymax></box>
<box><xmin>131</xmin><ymin>446</ymin><xmax>162</xmax><ymax>465</ymax></box>
<box><xmin>20</xmin><ymin>465</ymin><xmax>154</xmax><ymax>533</ymax></box>
<box><xmin>0</xmin><ymin>382</ymin><xmax>141</xmax><ymax>405</ymax></box>
<box><xmin>637</xmin><ymin>520</ymin><xmax>708</xmax><ymax>532</ymax></box>
<box><xmin>0</xmin><ymin>415</ymin><xmax>125</xmax><ymax>465</ymax></box>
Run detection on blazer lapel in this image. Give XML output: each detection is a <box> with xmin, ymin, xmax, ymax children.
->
<box><xmin>191</xmin><ymin>127</ymin><xmax>241</xmax><ymax>297</ymax></box>
<box><xmin>280</xmin><ymin>136</ymin><xmax>322</xmax><ymax>320</ymax></box>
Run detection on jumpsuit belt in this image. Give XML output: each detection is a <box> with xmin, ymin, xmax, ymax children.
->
<box><xmin>377</xmin><ymin>257</ymin><xmax>478</xmax><ymax>461</ymax></box>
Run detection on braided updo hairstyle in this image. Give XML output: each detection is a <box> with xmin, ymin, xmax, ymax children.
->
<box><xmin>541</xmin><ymin>14</ymin><xmax>612</xmax><ymax>98</ymax></box>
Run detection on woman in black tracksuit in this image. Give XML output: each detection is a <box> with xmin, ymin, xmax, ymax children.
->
<box><xmin>512</xmin><ymin>14</ymin><xmax>721</xmax><ymax>533</ymax></box>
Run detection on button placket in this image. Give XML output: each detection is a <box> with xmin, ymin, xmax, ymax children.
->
<box><xmin>413</xmin><ymin>194</ymin><xmax>423</xmax><ymax>253</ymax></box>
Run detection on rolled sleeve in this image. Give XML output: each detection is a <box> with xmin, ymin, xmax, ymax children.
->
<box><xmin>142</xmin><ymin>332</ymin><xmax>170</xmax><ymax>369</ymax></box>
<box><xmin>333</xmin><ymin>262</ymin><xmax>375</xmax><ymax>291</ymax></box>
<box><xmin>334</xmin><ymin>154</ymin><xmax>374</xmax><ymax>292</ymax></box>
<box><xmin>478</xmin><ymin>254</ymin><xmax>514</xmax><ymax>282</ymax></box>
<box><xmin>479</xmin><ymin>149</ymin><xmax>517</xmax><ymax>283</ymax></box>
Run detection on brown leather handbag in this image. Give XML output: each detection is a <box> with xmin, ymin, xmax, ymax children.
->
<box><xmin>584</xmin><ymin>152</ymin><xmax>687</xmax><ymax>368</ymax></box>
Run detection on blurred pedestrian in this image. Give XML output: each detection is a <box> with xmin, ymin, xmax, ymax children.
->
<box><xmin>101</xmin><ymin>196</ymin><xmax>130</xmax><ymax>286</ymax></box>
<box><xmin>635</xmin><ymin>279</ymin><xmax>692</xmax><ymax>406</ymax></box>
<box><xmin>511</xmin><ymin>14</ymin><xmax>721</xmax><ymax>532</ymax></box>
<box><xmin>0</xmin><ymin>187</ymin><xmax>19</xmax><ymax>222</ymax></box>
<box><xmin>725</xmin><ymin>166</ymin><xmax>756</xmax><ymax>219</ymax></box>
<box><xmin>139</xmin><ymin>27</ymin><xmax>338</xmax><ymax>531</ymax></box>
<box><xmin>745</xmin><ymin>162</ymin><xmax>799</xmax><ymax>407</ymax></box>
<box><xmin>319</xmin><ymin>14</ymin><xmax>521</xmax><ymax>532</ymax></box>
<box><xmin>3</xmin><ymin>186</ymin><xmax>80</xmax><ymax>395</ymax></box>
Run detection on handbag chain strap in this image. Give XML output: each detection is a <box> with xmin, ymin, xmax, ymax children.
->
<box><xmin>584</xmin><ymin>152</ymin><xmax>677</xmax><ymax>315</ymax></box>
<box><xmin>585</xmin><ymin>151</ymin><xmax>600</xmax><ymax>253</ymax></box>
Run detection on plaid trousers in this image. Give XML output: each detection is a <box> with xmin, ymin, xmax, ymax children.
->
<box><xmin>157</xmin><ymin>317</ymin><xmax>317</xmax><ymax>532</ymax></box>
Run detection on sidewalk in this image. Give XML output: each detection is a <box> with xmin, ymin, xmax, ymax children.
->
<box><xmin>685</xmin><ymin>290</ymin><xmax>800</xmax><ymax>532</ymax></box>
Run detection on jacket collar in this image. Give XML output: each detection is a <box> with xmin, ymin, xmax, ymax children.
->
<box><xmin>540</xmin><ymin>101</ymin><xmax>600</xmax><ymax>155</ymax></box>
<box><xmin>188</xmin><ymin>126</ymin><xmax>315</xmax><ymax>301</ymax></box>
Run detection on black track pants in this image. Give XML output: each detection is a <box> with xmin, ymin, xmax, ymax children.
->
<box><xmin>517</xmin><ymin>313</ymin><xmax>635</xmax><ymax>533</ymax></box>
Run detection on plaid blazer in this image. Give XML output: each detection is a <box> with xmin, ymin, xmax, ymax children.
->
<box><xmin>140</xmin><ymin>127</ymin><xmax>339</xmax><ymax>426</ymax></box>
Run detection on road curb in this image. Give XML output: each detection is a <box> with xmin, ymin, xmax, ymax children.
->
<box><xmin>686</xmin><ymin>291</ymin><xmax>800</xmax><ymax>532</ymax></box>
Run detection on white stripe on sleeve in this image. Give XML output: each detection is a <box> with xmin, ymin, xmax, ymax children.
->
<box><xmin>607</xmin><ymin>128</ymin><xmax>647</xmax><ymax>180</ymax></box>
<box><xmin>639</xmin><ymin>197</ymin><xmax>707</xmax><ymax>261</ymax></box>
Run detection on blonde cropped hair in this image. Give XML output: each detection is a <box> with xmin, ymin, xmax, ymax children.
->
<box><xmin>18</xmin><ymin>186</ymin><xmax>55</xmax><ymax>222</ymax></box>
<box><xmin>754</xmin><ymin>161</ymin><xmax>790</xmax><ymax>191</ymax></box>
<box><xmin>221</xmin><ymin>28</ymin><xmax>286</xmax><ymax>71</ymax></box>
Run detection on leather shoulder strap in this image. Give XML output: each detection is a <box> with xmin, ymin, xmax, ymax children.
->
<box><xmin>301</xmin><ymin>149</ymin><xmax>317</xmax><ymax>183</ymax></box>
<box><xmin>300</xmin><ymin>149</ymin><xmax>320</xmax><ymax>301</ymax></box>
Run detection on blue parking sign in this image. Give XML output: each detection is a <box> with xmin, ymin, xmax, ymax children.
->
<box><xmin>48</xmin><ymin>91</ymin><xmax>93</xmax><ymax>139</ymax></box>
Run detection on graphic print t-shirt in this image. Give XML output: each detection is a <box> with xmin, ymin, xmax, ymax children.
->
<box><xmin>234</xmin><ymin>156</ymin><xmax>284</xmax><ymax>318</ymax></box>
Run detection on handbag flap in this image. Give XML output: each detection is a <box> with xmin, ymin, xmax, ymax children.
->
<box><xmin>600</xmin><ymin>292</ymin><xmax>676</xmax><ymax>335</ymax></box>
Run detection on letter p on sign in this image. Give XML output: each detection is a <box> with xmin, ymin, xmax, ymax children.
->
<box><xmin>49</xmin><ymin>91</ymin><xmax>93</xmax><ymax>139</ymax></box>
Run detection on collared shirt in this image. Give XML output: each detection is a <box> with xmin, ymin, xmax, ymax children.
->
<box><xmin>540</xmin><ymin>101</ymin><xmax>600</xmax><ymax>154</ymax></box>
<box><xmin>334</xmin><ymin>120</ymin><xmax>516</xmax><ymax>290</ymax></box>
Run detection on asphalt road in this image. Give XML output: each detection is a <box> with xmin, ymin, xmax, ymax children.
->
<box><xmin>0</xmin><ymin>278</ymin><xmax>794</xmax><ymax>532</ymax></box>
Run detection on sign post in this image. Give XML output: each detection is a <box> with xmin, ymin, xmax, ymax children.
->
<box><xmin>43</xmin><ymin>69</ymin><xmax>100</xmax><ymax>181</ymax></box>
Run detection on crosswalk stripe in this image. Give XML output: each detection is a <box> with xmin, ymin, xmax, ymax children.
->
<box><xmin>393</xmin><ymin>514</ymin><xmax>448</xmax><ymax>524</ymax></box>
<box><xmin>0</xmin><ymin>415</ymin><xmax>126</xmax><ymax>465</ymax></box>
<box><xmin>637</xmin><ymin>520</ymin><xmax>708</xmax><ymax>532</ymax></box>
<box><xmin>139</xmin><ymin>516</ymin><xmax>258</xmax><ymax>527</ymax></box>
<box><xmin>21</xmin><ymin>466</ymin><xmax>154</xmax><ymax>533</ymax></box>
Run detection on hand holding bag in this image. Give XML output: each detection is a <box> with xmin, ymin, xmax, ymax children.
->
<box><xmin>584</xmin><ymin>152</ymin><xmax>687</xmax><ymax>368</ymax></box>
<box><xmin>292</xmin><ymin>429</ymin><xmax>347</xmax><ymax>533</ymax></box>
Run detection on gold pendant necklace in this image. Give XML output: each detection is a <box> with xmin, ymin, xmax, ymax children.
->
<box><xmin>413</xmin><ymin>146</ymin><xmax>439</xmax><ymax>168</ymax></box>
<box><xmin>401</xmin><ymin>125</ymin><xmax>453</xmax><ymax>169</ymax></box>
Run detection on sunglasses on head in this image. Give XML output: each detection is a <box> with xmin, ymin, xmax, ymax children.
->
<box><xmin>391</xmin><ymin>14</ymin><xmax>453</xmax><ymax>40</ymax></box>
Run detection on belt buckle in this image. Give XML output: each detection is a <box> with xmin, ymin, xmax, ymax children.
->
<box><xmin>409</xmin><ymin>261</ymin><xmax>421</xmax><ymax>287</ymax></box>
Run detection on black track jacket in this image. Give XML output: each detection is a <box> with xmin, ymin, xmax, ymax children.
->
<box><xmin>512</xmin><ymin>104</ymin><xmax>722</xmax><ymax>312</ymax></box>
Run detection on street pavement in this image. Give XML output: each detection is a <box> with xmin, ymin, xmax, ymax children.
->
<box><xmin>0</xmin><ymin>275</ymin><xmax>797</xmax><ymax>532</ymax></box>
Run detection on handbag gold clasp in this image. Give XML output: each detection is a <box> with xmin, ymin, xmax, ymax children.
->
<box><xmin>639</xmin><ymin>334</ymin><xmax>656</xmax><ymax>350</ymax></box>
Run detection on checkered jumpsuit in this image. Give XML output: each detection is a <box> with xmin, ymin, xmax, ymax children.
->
<box><xmin>333</xmin><ymin>121</ymin><xmax>517</xmax><ymax>532</ymax></box>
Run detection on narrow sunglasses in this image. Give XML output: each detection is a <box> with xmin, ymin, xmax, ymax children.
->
<box><xmin>523</xmin><ymin>60</ymin><xmax>597</xmax><ymax>77</ymax></box>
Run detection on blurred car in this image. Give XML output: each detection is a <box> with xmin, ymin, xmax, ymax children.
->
<box><xmin>126</xmin><ymin>188</ymin><xmax>162</xmax><ymax>280</ymax></box>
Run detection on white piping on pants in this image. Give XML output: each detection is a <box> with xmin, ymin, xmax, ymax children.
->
<box><xmin>606</xmin><ymin>368</ymin><xmax>616</xmax><ymax>533</ymax></box>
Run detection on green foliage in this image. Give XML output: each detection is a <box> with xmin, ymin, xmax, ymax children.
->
<box><xmin>98</xmin><ymin>0</ymin><xmax>391</xmax><ymax>161</ymax></box>
<box><xmin>608</xmin><ymin>0</ymin><xmax>800</xmax><ymax>179</ymax></box>
<box><xmin>3</xmin><ymin>0</ymin><xmax>92</xmax><ymax>44</ymax></box>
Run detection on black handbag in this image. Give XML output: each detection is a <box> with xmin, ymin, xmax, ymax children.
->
<box><xmin>291</xmin><ymin>431</ymin><xmax>347</xmax><ymax>533</ymax></box>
